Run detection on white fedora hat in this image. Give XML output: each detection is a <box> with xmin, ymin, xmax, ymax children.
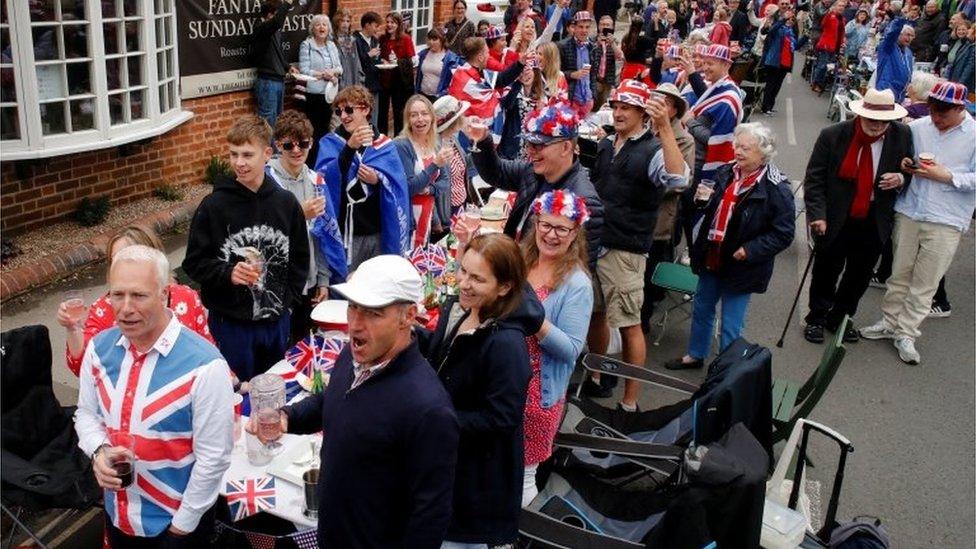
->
<box><xmin>848</xmin><ymin>88</ymin><xmax>908</xmax><ymax>121</ymax></box>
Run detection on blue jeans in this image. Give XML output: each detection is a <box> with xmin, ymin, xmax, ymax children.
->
<box><xmin>811</xmin><ymin>50</ymin><xmax>836</xmax><ymax>87</ymax></box>
<box><xmin>209</xmin><ymin>310</ymin><xmax>291</xmax><ymax>381</ymax></box>
<box><xmin>688</xmin><ymin>272</ymin><xmax>752</xmax><ymax>360</ymax></box>
<box><xmin>254</xmin><ymin>76</ymin><xmax>284</xmax><ymax>126</ymax></box>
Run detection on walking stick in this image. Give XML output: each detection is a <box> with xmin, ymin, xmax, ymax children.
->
<box><xmin>776</xmin><ymin>235</ymin><xmax>817</xmax><ymax>348</ymax></box>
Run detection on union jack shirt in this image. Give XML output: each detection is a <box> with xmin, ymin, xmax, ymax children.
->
<box><xmin>74</xmin><ymin>314</ymin><xmax>235</xmax><ymax>537</ymax></box>
<box><xmin>690</xmin><ymin>76</ymin><xmax>744</xmax><ymax>181</ymax></box>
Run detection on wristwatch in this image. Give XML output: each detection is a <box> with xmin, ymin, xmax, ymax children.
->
<box><xmin>92</xmin><ymin>443</ymin><xmax>110</xmax><ymax>462</ymax></box>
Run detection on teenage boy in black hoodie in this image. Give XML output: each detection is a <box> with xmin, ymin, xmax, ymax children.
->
<box><xmin>182</xmin><ymin>115</ymin><xmax>310</xmax><ymax>381</ymax></box>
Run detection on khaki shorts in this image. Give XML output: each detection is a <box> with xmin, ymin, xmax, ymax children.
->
<box><xmin>597</xmin><ymin>249</ymin><xmax>647</xmax><ymax>329</ymax></box>
<box><xmin>591</xmin><ymin>270</ymin><xmax>606</xmax><ymax>313</ymax></box>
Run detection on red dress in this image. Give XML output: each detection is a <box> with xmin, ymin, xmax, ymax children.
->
<box><xmin>65</xmin><ymin>283</ymin><xmax>214</xmax><ymax>376</ymax></box>
<box><xmin>523</xmin><ymin>286</ymin><xmax>564</xmax><ymax>466</ymax></box>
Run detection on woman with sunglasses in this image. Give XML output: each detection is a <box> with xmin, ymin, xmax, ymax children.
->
<box><xmin>299</xmin><ymin>13</ymin><xmax>343</xmax><ymax>167</ymax></box>
<box><xmin>395</xmin><ymin>95</ymin><xmax>453</xmax><ymax>245</ymax></box>
<box><xmin>418</xmin><ymin>233</ymin><xmax>543</xmax><ymax>548</ymax></box>
<box><xmin>378</xmin><ymin>12</ymin><xmax>417</xmax><ymax>135</ymax></box>
<box><xmin>268</xmin><ymin>110</ymin><xmax>333</xmax><ymax>339</ymax></box>
<box><xmin>518</xmin><ymin>190</ymin><xmax>594</xmax><ymax>506</ymax></box>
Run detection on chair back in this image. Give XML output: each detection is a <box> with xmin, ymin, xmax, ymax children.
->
<box><xmin>1</xmin><ymin>325</ymin><xmax>53</xmax><ymax>414</ymax></box>
<box><xmin>794</xmin><ymin>315</ymin><xmax>848</xmax><ymax>420</ymax></box>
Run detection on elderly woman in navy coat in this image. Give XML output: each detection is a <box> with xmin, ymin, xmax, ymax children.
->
<box><xmin>667</xmin><ymin>122</ymin><xmax>796</xmax><ymax>370</ymax></box>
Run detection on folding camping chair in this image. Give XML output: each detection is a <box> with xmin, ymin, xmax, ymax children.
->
<box><xmin>771</xmin><ymin>316</ymin><xmax>849</xmax><ymax>444</ymax></box>
<box><xmin>648</xmin><ymin>261</ymin><xmax>699</xmax><ymax>346</ymax></box>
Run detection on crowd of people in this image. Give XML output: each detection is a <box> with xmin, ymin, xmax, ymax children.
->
<box><xmin>63</xmin><ymin>0</ymin><xmax>974</xmax><ymax>547</ymax></box>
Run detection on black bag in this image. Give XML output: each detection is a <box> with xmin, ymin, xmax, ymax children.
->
<box><xmin>828</xmin><ymin>516</ymin><xmax>891</xmax><ymax>549</ymax></box>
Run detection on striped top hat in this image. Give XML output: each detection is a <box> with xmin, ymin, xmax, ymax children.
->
<box><xmin>665</xmin><ymin>45</ymin><xmax>682</xmax><ymax>59</ymax></box>
<box><xmin>484</xmin><ymin>25</ymin><xmax>506</xmax><ymax>41</ymax></box>
<box><xmin>609</xmin><ymin>79</ymin><xmax>652</xmax><ymax>109</ymax></box>
<box><xmin>573</xmin><ymin>10</ymin><xmax>594</xmax><ymax>22</ymax></box>
<box><xmin>701</xmin><ymin>44</ymin><xmax>732</xmax><ymax>63</ymax></box>
<box><xmin>929</xmin><ymin>80</ymin><xmax>968</xmax><ymax>105</ymax></box>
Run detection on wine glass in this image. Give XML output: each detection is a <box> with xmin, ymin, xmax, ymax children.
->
<box><xmin>468</xmin><ymin>118</ymin><xmax>488</xmax><ymax>153</ymax></box>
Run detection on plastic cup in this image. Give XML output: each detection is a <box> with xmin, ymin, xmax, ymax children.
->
<box><xmin>63</xmin><ymin>290</ymin><xmax>87</xmax><ymax>329</ymax></box>
<box><xmin>695</xmin><ymin>179</ymin><xmax>717</xmax><ymax>204</ymax></box>
<box><xmin>918</xmin><ymin>152</ymin><xmax>935</xmax><ymax>166</ymax></box>
<box><xmin>108</xmin><ymin>432</ymin><xmax>136</xmax><ymax>488</ymax></box>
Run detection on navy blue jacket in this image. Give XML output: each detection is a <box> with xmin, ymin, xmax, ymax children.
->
<box><xmin>689</xmin><ymin>163</ymin><xmax>796</xmax><ymax>294</ymax></box>
<box><xmin>282</xmin><ymin>341</ymin><xmax>459</xmax><ymax>549</ymax></box>
<box><xmin>418</xmin><ymin>286</ymin><xmax>544</xmax><ymax>545</ymax></box>
<box><xmin>415</xmin><ymin>48</ymin><xmax>463</xmax><ymax>96</ymax></box>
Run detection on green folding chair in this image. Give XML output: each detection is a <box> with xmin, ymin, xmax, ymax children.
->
<box><xmin>771</xmin><ymin>315</ymin><xmax>849</xmax><ymax>444</ymax></box>
<box><xmin>649</xmin><ymin>262</ymin><xmax>699</xmax><ymax>346</ymax></box>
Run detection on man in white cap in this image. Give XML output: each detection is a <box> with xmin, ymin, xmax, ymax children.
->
<box><xmin>862</xmin><ymin>81</ymin><xmax>975</xmax><ymax>365</ymax></box>
<box><xmin>802</xmin><ymin>88</ymin><xmax>914</xmax><ymax>345</ymax></box>
<box><xmin>259</xmin><ymin>255</ymin><xmax>459</xmax><ymax>547</ymax></box>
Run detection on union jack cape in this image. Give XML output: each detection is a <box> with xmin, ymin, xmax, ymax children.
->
<box><xmin>313</xmin><ymin>132</ymin><xmax>412</xmax><ymax>264</ymax></box>
<box><xmin>448</xmin><ymin>63</ymin><xmax>506</xmax><ymax>121</ymax></box>
<box><xmin>690</xmin><ymin>76</ymin><xmax>744</xmax><ymax>181</ymax></box>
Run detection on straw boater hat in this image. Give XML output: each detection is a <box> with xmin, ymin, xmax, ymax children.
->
<box><xmin>848</xmin><ymin>88</ymin><xmax>908</xmax><ymax>121</ymax></box>
<box><xmin>433</xmin><ymin>96</ymin><xmax>470</xmax><ymax>133</ymax></box>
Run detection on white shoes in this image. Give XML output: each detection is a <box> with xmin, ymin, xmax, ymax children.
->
<box><xmin>893</xmin><ymin>337</ymin><xmax>921</xmax><ymax>365</ymax></box>
<box><xmin>859</xmin><ymin>319</ymin><xmax>895</xmax><ymax>340</ymax></box>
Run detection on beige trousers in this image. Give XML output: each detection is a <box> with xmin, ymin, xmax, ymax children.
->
<box><xmin>881</xmin><ymin>213</ymin><xmax>963</xmax><ymax>339</ymax></box>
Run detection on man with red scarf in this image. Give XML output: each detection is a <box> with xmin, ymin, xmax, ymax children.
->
<box><xmin>801</xmin><ymin>88</ymin><xmax>915</xmax><ymax>344</ymax></box>
<box><xmin>810</xmin><ymin>0</ymin><xmax>848</xmax><ymax>93</ymax></box>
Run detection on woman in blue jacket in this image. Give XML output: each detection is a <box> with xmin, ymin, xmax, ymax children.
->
<box><xmin>667</xmin><ymin>123</ymin><xmax>795</xmax><ymax>370</ymax></box>
<box><xmin>760</xmin><ymin>10</ymin><xmax>797</xmax><ymax>115</ymax></box>
<box><xmin>946</xmin><ymin>24</ymin><xmax>975</xmax><ymax>92</ymax></box>
<box><xmin>518</xmin><ymin>190</ymin><xmax>593</xmax><ymax>505</ymax></box>
<box><xmin>416</xmin><ymin>28</ymin><xmax>463</xmax><ymax>103</ymax></box>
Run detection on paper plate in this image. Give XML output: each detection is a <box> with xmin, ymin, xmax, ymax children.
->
<box><xmin>310</xmin><ymin>299</ymin><xmax>348</xmax><ymax>324</ymax></box>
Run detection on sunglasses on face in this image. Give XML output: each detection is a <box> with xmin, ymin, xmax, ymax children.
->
<box><xmin>280</xmin><ymin>139</ymin><xmax>311</xmax><ymax>151</ymax></box>
<box><xmin>334</xmin><ymin>105</ymin><xmax>363</xmax><ymax>117</ymax></box>
<box><xmin>536</xmin><ymin>219</ymin><xmax>575</xmax><ymax>238</ymax></box>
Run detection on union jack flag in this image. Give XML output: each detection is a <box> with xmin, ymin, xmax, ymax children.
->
<box><xmin>225</xmin><ymin>476</ymin><xmax>277</xmax><ymax>522</ymax></box>
<box><xmin>408</xmin><ymin>244</ymin><xmax>449</xmax><ymax>278</ymax></box>
<box><xmin>284</xmin><ymin>335</ymin><xmax>329</xmax><ymax>378</ymax></box>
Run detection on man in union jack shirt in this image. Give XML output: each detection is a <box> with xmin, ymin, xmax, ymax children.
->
<box><xmin>75</xmin><ymin>245</ymin><xmax>235</xmax><ymax>548</ymax></box>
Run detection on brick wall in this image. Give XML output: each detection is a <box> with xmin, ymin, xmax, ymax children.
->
<box><xmin>0</xmin><ymin>91</ymin><xmax>255</xmax><ymax>236</ymax></box>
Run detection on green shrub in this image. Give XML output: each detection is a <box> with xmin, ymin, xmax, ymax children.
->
<box><xmin>204</xmin><ymin>155</ymin><xmax>233</xmax><ymax>185</ymax></box>
<box><xmin>74</xmin><ymin>195</ymin><xmax>111</xmax><ymax>227</ymax></box>
<box><xmin>153</xmin><ymin>183</ymin><xmax>184</xmax><ymax>201</ymax></box>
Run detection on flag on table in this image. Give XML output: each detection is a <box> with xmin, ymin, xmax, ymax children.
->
<box><xmin>408</xmin><ymin>243</ymin><xmax>449</xmax><ymax>278</ymax></box>
<box><xmin>285</xmin><ymin>335</ymin><xmax>329</xmax><ymax>378</ymax></box>
<box><xmin>226</xmin><ymin>476</ymin><xmax>276</xmax><ymax>522</ymax></box>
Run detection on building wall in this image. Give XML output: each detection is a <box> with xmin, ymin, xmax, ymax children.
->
<box><xmin>1</xmin><ymin>0</ymin><xmax>456</xmax><ymax>236</ymax></box>
<box><xmin>0</xmin><ymin>91</ymin><xmax>255</xmax><ymax>236</ymax></box>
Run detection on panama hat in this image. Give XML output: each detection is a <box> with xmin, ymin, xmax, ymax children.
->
<box><xmin>848</xmin><ymin>88</ymin><xmax>908</xmax><ymax>121</ymax></box>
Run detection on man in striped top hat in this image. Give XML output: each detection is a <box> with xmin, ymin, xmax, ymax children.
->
<box><xmin>861</xmin><ymin>81</ymin><xmax>976</xmax><ymax>365</ymax></box>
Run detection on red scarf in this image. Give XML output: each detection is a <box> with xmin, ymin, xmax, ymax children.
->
<box><xmin>838</xmin><ymin>119</ymin><xmax>885</xmax><ymax>219</ymax></box>
<box><xmin>705</xmin><ymin>164</ymin><xmax>765</xmax><ymax>270</ymax></box>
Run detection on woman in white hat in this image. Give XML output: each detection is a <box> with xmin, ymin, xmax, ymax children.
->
<box><xmin>433</xmin><ymin>96</ymin><xmax>475</xmax><ymax>216</ymax></box>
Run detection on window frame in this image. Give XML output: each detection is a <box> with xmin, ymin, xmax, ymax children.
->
<box><xmin>1</xmin><ymin>0</ymin><xmax>191</xmax><ymax>161</ymax></box>
<box><xmin>391</xmin><ymin>0</ymin><xmax>434</xmax><ymax>45</ymax></box>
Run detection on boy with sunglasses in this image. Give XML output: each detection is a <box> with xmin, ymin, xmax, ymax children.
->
<box><xmin>182</xmin><ymin>115</ymin><xmax>310</xmax><ymax>382</ymax></box>
<box><xmin>267</xmin><ymin>110</ymin><xmax>340</xmax><ymax>341</ymax></box>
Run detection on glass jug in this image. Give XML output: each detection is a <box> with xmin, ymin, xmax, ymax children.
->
<box><xmin>246</xmin><ymin>373</ymin><xmax>286</xmax><ymax>466</ymax></box>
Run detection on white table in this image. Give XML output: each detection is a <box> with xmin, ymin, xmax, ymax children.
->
<box><xmin>221</xmin><ymin>431</ymin><xmax>320</xmax><ymax>529</ymax></box>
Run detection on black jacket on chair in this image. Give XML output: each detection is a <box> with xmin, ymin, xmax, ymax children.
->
<box><xmin>689</xmin><ymin>163</ymin><xmax>796</xmax><ymax>295</ymax></box>
<box><xmin>803</xmin><ymin>119</ymin><xmax>914</xmax><ymax>248</ymax></box>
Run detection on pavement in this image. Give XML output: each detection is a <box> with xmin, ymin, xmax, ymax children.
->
<box><xmin>2</xmin><ymin>71</ymin><xmax>973</xmax><ymax>546</ymax></box>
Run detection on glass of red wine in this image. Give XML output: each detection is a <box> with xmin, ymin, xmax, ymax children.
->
<box><xmin>109</xmin><ymin>432</ymin><xmax>136</xmax><ymax>488</ymax></box>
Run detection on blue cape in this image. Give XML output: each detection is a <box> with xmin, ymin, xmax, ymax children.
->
<box><xmin>314</xmin><ymin>132</ymin><xmax>412</xmax><ymax>262</ymax></box>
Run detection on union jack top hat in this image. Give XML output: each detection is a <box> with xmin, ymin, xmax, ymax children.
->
<box><xmin>701</xmin><ymin>44</ymin><xmax>732</xmax><ymax>63</ymax></box>
<box><xmin>484</xmin><ymin>25</ymin><xmax>506</xmax><ymax>41</ymax></box>
<box><xmin>665</xmin><ymin>45</ymin><xmax>682</xmax><ymax>59</ymax></box>
<box><xmin>609</xmin><ymin>79</ymin><xmax>652</xmax><ymax>109</ymax></box>
<box><xmin>929</xmin><ymin>80</ymin><xmax>968</xmax><ymax>106</ymax></box>
<box><xmin>522</xmin><ymin>102</ymin><xmax>579</xmax><ymax>144</ymax></box>
<box><xmin>573</xmin><ymin>10</ymin><xmax>594</xmax><ymax>22</ymax></box>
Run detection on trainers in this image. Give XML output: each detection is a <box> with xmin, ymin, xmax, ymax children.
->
<box><xmin>804</xmin><ymin>323</ymin><xmax>825</xmax><ymax>343</ymax></box>
<box><xmin>664</xmin><ymin>357</ymin><xmax>704</xmax><ymax>370</ymax></box>
<box><xmin>868</xmin><ymin>275</ymin><xmax>886</xmax><ymax>289</ymax></box>
<box><xmin>928</xmin><ymin>303</ymin><xmax>952</xmax><ymax>318</ymax></box>
<box><xmin>826</xmin><ymin>321</ymin><xmax>861</xmax><ymax>343</ymax></box>
<box><xmin>616</xmin><ymin>402</ymin><xmax>641</xmax><ymax>413</ymax></box>
<box><xmin>860</xmin><ymin>319</ymin><xmax>895</xmax><ymax>340</ymax></box>
<box><xmin>893</xmin><ymin>337</ymin><xmax>921</xmax><ymax>365</ymax></box>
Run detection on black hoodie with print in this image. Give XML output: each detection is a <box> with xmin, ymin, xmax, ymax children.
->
<box><xmin>182</xmin><ymin>174</ymin><xmax>309</xmax><ymax>321</ymax></box>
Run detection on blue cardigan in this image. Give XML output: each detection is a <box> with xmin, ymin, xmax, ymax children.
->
<box><xmin>536</xmin><ymin>267</ymin><xmax>593</xmax><ymax>408</ymax></box>
<box><xmin>415</xmin><ymin>48</ymin><xmax>462</xmax><ymax>96</ymax></box>
<box><xmin>393</xmin><ymin>137</ymin><xmax>452</xmax><ymax>228</ymax></box>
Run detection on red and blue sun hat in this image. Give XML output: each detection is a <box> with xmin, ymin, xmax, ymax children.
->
<box><xmin>929</xmin><ymin>80</ymin><xmax>968</xmax><ymax>105</ymax></box>
<box><xmin>701</xmin><ymin>44</ymin><xmax>732</xmax><ymax>63</ymax></box>
<box><xmin>532</xmin><ymin>190</ymin><xmax>590</xmax><ymax>226</ymax></box>
<box><xmin>521</xmin><ymin>103</ymin><xmax>579</xmax><ymax>145</ymax></box>
<box><xmin>484</xmin><ymin>25</ymin><xmax>506</xmax><ymax>41</ymax></box>
<box><xmin>609</xmin><ymin>79</ymin><xmax>652</xmax><ymax>109</ymax></box>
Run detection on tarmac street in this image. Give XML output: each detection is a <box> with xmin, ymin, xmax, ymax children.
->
<box><xmin>1</xmin><ymin>69</ymin><xmax>973</xmax><ymax>546</ymax></box>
